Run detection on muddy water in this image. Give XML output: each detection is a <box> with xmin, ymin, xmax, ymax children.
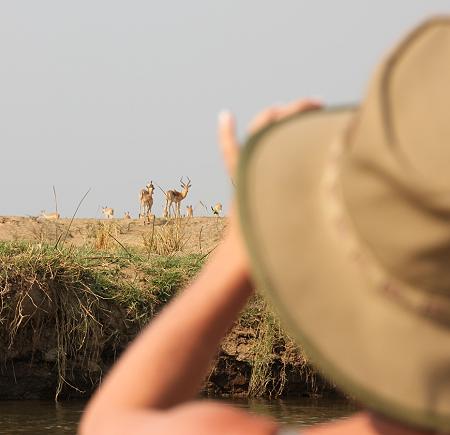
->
<box><xmin>0</xmin><ymin>401</ymin><xmax>83</xmax><ymax>434</ymax></box>
<box><xmin>232</xmin><ymin>398</ymin><xmax>357</xmax><ymax>427</ymax></box>
<box><xmin>0</xmin><ymin>398</ymin><xmax>357</xmax><ymax>434</ymax></box>
<box><xmin>0</xmin><ymin>399</ymin><xmax>356</xmax><ymax>435</ymax></box>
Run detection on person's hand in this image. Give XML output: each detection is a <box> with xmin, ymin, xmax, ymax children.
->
<box><xmin>217</xmin><ymin>98</ymin><xmax>322</xmax><ymax>283</ymax></box>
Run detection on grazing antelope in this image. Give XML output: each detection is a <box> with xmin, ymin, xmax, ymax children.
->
<box><xmin>40</xmin><ymin>210</ymin><xmax>60</xmax><ymax>220</ymax></box>
<box><xmin>164</xmin><ymin>177</ymin><xmax>192</xmax><ymax>218</ymax></box>
<box><xmin>139</xmin><ymin>182</ymin><xmax>155</xmax><ymax>219</ymax></box>
<box><xmin>186</xmin><ymin>205</ymin><xmax>193</xmax><ymax>218</ymax></box>
<box><xmin>211</xmin><ymin>203</ymin><xmax>223</xmax><ymax>216</ymax></box>
<box><xmin>124</xmin><ymin>211</ymin><xmax>132</xmax><ymax>219</ymax></box>
<box><xmin>102</xmin><ymin>207</ymin><xmax>114</xmax><ymax>219</ymax></box>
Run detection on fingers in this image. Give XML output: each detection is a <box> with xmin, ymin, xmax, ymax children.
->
<box><xmin>248</xmin><ymin>98</ymin><xmax>322</xmax><ymax>134</ymax></box>
<box><xmin>218</xmin><ymin>111</ymin><xmax>239</xmax><ymax>180</ymax></box>
<box><xmin>278</xmin><ymin>98</ymin><xmax>322</xmax><ymax>120</ymax></box>
<box><xmin>247</xmin><ymin>107</ymin><xmax>281</xmax><ymax>135</ymax></box>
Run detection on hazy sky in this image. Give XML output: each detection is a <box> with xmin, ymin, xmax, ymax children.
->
<box><xmin>1</xmin><ymin>1</ymin><xmax>449</xmax><ymax>217</ymax></box>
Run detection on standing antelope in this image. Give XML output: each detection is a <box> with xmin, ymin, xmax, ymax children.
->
<box><xmin>164</xmin><ymin>177</ymin><xmax>192</xmax><ymax>218</ymax></box>
<box><xmin>139</xmin><ymin>182</ymin><xmax>155</xmax><ymax>219</ymax></box>
<box><xmin>102</xmin><ymin>207</ymin><xmax>114</xmax><ymax>219</ymax></box>
<box><xmin>211</xmin><ymin>203</ymin><xmax>223</xmax><ymax>216</ymax></box>
<box><xmin>124</xmin><ymin>211</ymin><xmax>132</xmax><ymax>219</ymax></box>
<box><xmin>186</xmin><ymin>205</ymin><xmax>193</xmax><ymax>218</ymax></box>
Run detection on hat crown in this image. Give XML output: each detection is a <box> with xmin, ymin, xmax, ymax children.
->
<box><xmin>388</xmin><ymin>21</ymin><xmax>450</xmax><ymax>186</ymax></box>
<box><xmin>342</xmin><ymin>18</ymin><xmax>450</xmax><ymax>300</ymax></box>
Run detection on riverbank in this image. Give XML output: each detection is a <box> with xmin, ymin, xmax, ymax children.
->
<box><xmin>0</xmin><ymin>217</ymin><xmax>339</xmax><ymax>400</ymax></box>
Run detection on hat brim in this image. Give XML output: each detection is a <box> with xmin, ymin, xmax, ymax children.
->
<box><xmin>237</xmin><ymin>106</ymin><xmax>450</xmax><ymax>431</ymax></box>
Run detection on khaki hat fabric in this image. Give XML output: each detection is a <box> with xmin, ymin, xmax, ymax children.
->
<box><xmin>237</xmin><ymin>17</ymin><xmax>450</xmax><ymax>432</ymax></box>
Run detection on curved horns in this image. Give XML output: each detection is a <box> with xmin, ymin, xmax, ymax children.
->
<box><xmin>180</xmin><ymin>176</ymin><xmax>191</xmax><ymax>187</ymax></box>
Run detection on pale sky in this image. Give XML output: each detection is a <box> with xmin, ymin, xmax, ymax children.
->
<box><xmin>1</xmin><ymin>1</ymin><xmax>449</xmax><ymax>217</ymax></box>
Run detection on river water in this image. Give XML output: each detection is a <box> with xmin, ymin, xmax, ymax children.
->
<box><xmin>0</xmin><ymin>398</ymin><xmax>357</xmax><ymax>434</ymax></box>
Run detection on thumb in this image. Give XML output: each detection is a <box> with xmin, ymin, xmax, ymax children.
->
<box><xmin>218</xmin><ymin>111</ymin><xmax>239</xmax><ymax>182</ymax></box>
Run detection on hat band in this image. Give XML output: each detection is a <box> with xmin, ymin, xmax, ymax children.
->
<box><xmin>321</xmin><ymin>134</ymin><xmax>450</xmax><ymax>328</ymax></box>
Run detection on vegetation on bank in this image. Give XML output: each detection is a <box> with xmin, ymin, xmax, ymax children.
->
<box><xmin>0</xmin><ymin>221</ymin><xmax>334</xmax><ymax>400</ymax></box>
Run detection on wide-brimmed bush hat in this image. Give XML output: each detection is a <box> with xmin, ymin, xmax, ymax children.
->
<box><xmin>237</xmin><ymin>17</ymin><xmax>450</xmax><ymax>432</ymax></box>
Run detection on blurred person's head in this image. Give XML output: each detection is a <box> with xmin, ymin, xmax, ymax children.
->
<box><xmin>237</xmin><ymin>17</ymin><xmax>450</xmax><ymax>432</ymax></box>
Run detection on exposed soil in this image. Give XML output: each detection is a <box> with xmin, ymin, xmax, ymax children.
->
<box><xmin>0</xmin><ymin>323</ymin><xmax>337</xmax><ymax>400</ymax></box>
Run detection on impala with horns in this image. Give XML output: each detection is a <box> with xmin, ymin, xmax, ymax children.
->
<box><xmin>139</xmin><ymin>181</ymin><xmax>155</xmax><ymax>219</ymax></box>
<box><xmin>164</xmin><ymin>177</ymin><xmax>192</xmax><ymax>218</ymax></box>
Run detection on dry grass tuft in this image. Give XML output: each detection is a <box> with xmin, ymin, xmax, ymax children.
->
<box><xmin>142</xmin><ymin>217</ymin><xmax>190</xmax><ymax>256</ymax></box>
<box><xmin>88</xmin><ymin>221</ymin><xmax>120</xmax><ymax>250</ymax></box>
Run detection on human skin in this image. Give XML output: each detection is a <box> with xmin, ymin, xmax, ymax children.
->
<box><xmin>79</xmin><ymin>100</ymin><xmax>430</xmax><ymax>435</ymax></box>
